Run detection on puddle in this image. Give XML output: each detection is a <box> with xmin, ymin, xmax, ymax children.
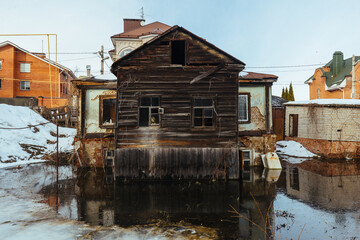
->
<box><xmin>37</xmin><ymin>160</ymin><xmax>360</xmax><ymax>239</ymax></box>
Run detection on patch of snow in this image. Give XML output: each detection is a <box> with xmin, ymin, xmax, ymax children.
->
<box><xmin>0</xmin><ymin>104</ymin><xmax>76</xmax><ymax>168</ymax></box>
<box><xmin>276</xmin><ymin>140</ymin><xmax>317</xmax><ymax>164</ymax></box>
<box><xmin>284</xmin><ymin>99</ymin><xmax>360</xmax><ymax>106</ymax></box>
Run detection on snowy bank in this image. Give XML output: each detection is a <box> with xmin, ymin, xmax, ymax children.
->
<box><xmin>276</xmin><ymin>140</ymin><xmax>317</xmax><ymax>164</ymax></box>
<box><xmin>0</xmin><ymin>104</ymin><xmax>76</xmax><ymax>168</ymax></box>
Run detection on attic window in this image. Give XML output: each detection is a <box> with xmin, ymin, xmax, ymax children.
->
<box><xmin>171</xmin><ymin>40</ymin><xmax>185</xmax><ymax>65</ymax></box>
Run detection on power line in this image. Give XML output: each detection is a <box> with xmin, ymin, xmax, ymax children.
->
<box><xmin>245</xmin><ymin>63</ymin><xmax>325</xmax><ymax>69</ymax></box>
<box><xmin>58</xmin><ymin>56</ymin><xmax>100</xmax><ymax>62</ymax></box>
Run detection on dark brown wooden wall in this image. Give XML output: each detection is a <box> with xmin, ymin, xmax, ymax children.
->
<box><xmin>115</xmin><ymin>29</ymin><xmax>240</xmax><ymax>149</ymax></box>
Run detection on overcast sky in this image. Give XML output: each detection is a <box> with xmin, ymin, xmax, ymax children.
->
<box><xmin>1</xmin><ymin>0</ymin><xmax>360</xmax><ymax>100</ymax></box>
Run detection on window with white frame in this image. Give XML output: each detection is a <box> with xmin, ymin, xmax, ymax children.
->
<box><xmin>20</xmin><ymin>63</ymin><xmax>31</xmax><ymax>73</ymax></box>
<box><xmin>20</xmin><ymin>81</ymin><xmax>30</xmax><ymax>90</ymax></box>
<box><xmin>238</xmin><ymin>93</ymin><xmax>250</xmax><ymax>122</ymax></box>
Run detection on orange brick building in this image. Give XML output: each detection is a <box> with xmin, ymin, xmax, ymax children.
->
<box><xmin>0</xmin><ymin>41</ymin><xmax>75</xmax><ymax>107</ymax></box>
<box><xmin>305</xmin><ymin>51</ymin><xmax>360</xmax><ymax>99</ymax></box>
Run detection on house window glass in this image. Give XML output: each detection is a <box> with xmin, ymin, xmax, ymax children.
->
<box><xmin>99</xmin><ymin>95</ymin><xmax>116</xmax><ymax>128</ymax></box>
<box><xmin>193</xmin><ymin>97</ymin><xmax>214</xmax><ymax>127</ymax></box>
<box><xmin>20</xmin><ymin>63</ymin><xmax>31</xmax><ymax>73</ymax></box>
<box><xmin>120</xmin><ymin>48</ymin><xmax>133</xmax><ymax>58</ymax></box>
<box><xmin>0</xmin><ymin>79</ymin><xmax>2</xmax><ymax>89</ymax></box>
<box><xmin>20</xmin><ymin>81</ymin><xmax>30</xmax><ymax>90</ymax></box>
<box><xmin>238</xmin><ymin>93</ymin><xmax>250</xmax><ymax>122</ymax></box>
<box><xmin>139</xmin><ymin>96</ymin><xmax>160</xmax><ymax>127</ymax></box>
<box><xmin>171</xmin><ymin>40</ymin><xmax>185</xmax><ymax>65</ymax></box>
<box><xmin>0</xmin><ymin>60</ymin><xmax>2</xmax><ymax>70</ymax></box>
<box><xmin>317</xmin><ymin>88</ymin><xmax>320</xmax><ymax>99</ymax></box>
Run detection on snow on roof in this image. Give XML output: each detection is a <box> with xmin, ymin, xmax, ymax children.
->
<box><xmin>285</xmin><ymin>99</ymin><xmax>360</xmax><ymax>106</ymax></box>
<box><xmin>92</xmin><ymin>73</ymin><xmax>117</xmax><ymax>80</ymax></box>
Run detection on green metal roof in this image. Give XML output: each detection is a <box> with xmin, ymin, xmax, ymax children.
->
<box><xmin>322</xmin><ymin>56</ymin><xmax>360</xmax><ymax>87</ymax></box>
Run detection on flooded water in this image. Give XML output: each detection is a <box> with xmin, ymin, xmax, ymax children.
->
<box><xmin>39</xmin><ymin>160</ymin><xmax>360</xmax><ymax>239</ymax></box>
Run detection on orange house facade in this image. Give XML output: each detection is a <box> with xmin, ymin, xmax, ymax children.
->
<box><xmin>0</xmin><ymin>41</ymin><xmax>75</xmax><ymax>107</ymax></box>
<box><xmin>305</xmin><ymin>51</ymin><xmax>360</xmax><ymax>100</ymax></box>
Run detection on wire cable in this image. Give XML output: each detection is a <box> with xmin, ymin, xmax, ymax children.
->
<box><xmin>0</xmin><ymin>121</ymin><xmax>52</xmax><ymax>130</ymax></box>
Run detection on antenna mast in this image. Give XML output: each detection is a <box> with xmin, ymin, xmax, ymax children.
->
<box><xmin>140</xmin><ymin>7</ymin><xmax>144</xmax><ymax>19</ymax></box>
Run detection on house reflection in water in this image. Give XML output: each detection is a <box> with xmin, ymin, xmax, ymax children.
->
<box><xmin>281</xmin><ymin>161</ymin><xmax>360</xmax><ymax>210</ymax></box>
<box><xmin>41</xmin><ymin>167</ymin><xmax>278</xmax><ymax>239</ymax></box>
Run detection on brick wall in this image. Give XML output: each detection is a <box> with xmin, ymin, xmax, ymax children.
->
<box><xmin>285</xmin><ymin>105</ymin><xmax>360</xmax><ymax>142</ymax></box>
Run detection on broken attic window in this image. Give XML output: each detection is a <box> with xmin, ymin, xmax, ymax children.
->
<box><xmin>171</xmin><ymin>40</ymin><xmax>185</xmax><ymax>65</ymax></box>
<box><xmin>99</xmin><ymin>95</ymin><xmax>116</xmax><ymax>128</ymax></box>
<box><xmin>193</xmin><ymin>97</ymin><xmax>214</xmax><ymax>127</ymax></box>
<box><xmin>139</xmin><ymin>96</ymin><xmax>160</xmax><ymax>127</ymax></box>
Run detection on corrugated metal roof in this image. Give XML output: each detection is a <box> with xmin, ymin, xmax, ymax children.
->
<box><xmin>239</xmin><ymin>71</ymin><xmax>278</xmax><ymax>80</ymax></box>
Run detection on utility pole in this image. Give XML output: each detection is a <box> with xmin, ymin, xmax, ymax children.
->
<box><xmin>98</xmin><ymin>45</ymin><xmax>109</xmax><ymax>75</ymax></box>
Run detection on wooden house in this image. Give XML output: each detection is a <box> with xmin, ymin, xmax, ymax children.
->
<box><xmin>0</xmin><ymin>41</ymin><xmax>75</xmax><ymax>107</ymax></box>
<box><xmin>111</xmin><ymin>25</ymin><xmax>245</xmax><ymax>179</ymax></box>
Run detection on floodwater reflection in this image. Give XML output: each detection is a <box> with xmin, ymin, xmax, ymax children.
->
<box><xmin>41</xmin><ymin>167</ymin><xmax>277</xmax><ymax>239</ymax></box>
<box><xmin>40</xmin><ymin>159</ymin><xmax>360</xmax><ymax>239</ymax></box>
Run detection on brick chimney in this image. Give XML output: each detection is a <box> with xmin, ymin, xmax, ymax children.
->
<box><xmin>123</xmin><ymin>18</ymin><xmax>144</xmax><ymax>32</ymax></box>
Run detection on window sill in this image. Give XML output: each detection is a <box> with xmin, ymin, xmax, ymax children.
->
<box><xmin>191</xmin><ymin>127</ymin><xmax>216</xmax><ymax>131</ymax></box>
<box><xmin>238</xmin><ymin>120</ymin><xmax>251</xmax><ymax>124</ymax></box>
<box><xmin>99</xmin><ymin>124</ymin><xmax>115</xmax><ymax>129</ymax></box>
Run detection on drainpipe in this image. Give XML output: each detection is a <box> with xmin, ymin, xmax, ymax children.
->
<box><xmin>352</xmin><ymin>55</ymin><xmax>356</xmax><ymax>99</ymax></box>
<box><xmin>59</xmin><ymin>69</ymin><xmax>64</xmax><ymax>98</ymax></box>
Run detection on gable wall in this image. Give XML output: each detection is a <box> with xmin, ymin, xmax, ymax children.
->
<box><xmin>115</xmin><ymin>30</ymin><xmax>241</xmax><ymax>148</ymax></box>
